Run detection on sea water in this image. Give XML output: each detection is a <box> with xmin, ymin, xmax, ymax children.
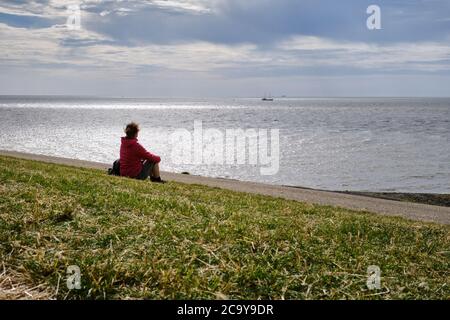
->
<box><xmin>0</xmin><ymin>96</ymin><xmax>449</xmax><ymax>193</ymax></box>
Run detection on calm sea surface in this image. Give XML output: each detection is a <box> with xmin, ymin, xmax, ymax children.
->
<box><xmin>0</xmin><ymin>96</ymin><xmax>449</xmax><ymax>193</ymax></box>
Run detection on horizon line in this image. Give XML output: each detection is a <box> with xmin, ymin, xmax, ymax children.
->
<box><xmin>1</xmin><ymin>94</ymin><xmax>450</xmax><ymax>99</ymax></box>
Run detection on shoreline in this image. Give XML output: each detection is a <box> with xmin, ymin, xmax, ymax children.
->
<box><xmin>1</xmin><ymin>149</ymin><xmax>449</xmax><ymax>225</ymax></box>
<box><xmin>338</xmin><ymin>191</ymin><xmax>450</xmax><ymax>208</ymax></box>
<box><xmin>284</xmin><ymin>185</ymin><xmax>450</xmax><ymax>208</ymax></box>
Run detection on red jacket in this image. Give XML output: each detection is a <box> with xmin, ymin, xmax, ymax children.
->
<box><xmin>120</xmin><ymin>137</ymin><xmax>161</xmax><ymax>178</ymax></box>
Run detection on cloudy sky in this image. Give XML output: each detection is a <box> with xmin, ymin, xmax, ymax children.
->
<box><xmin>1</xmin><ymin>0</ymin><xmax>450</xmax><ymax>97</ymax></box>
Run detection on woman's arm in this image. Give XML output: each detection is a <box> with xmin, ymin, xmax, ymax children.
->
<box><xmin>136</xmin><ymin>143</ymin><xmax>161</xmax><ymax>163</ymax></box>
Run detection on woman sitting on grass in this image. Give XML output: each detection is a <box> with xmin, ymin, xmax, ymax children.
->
<box><xmin>120</xmin><ymin>122</ymin><xmax>165</xmax><ymax>183</ymax></box>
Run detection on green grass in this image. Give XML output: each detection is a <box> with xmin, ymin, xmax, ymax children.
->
<box><xmin>0</xmin><ymin>155</ymin><xmax>449</xmax><ymax>300</ymax></box>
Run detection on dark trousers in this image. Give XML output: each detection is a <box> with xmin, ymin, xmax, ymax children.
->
<box><xmin>136</xmin><ymin>160</ymin><xmax>155</xmax><ymax>180</ymax></box>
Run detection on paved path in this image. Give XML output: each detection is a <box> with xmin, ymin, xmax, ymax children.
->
<box><xmin>1</xmin><ymin>150</ymin><xmax>449</xmax><ymax>225</ymax></box>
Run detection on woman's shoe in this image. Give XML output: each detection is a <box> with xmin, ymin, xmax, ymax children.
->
<box><xmin>150</xmin><ymin>176</ymin><xmax>166</xmax><ymax>184</ymax></box>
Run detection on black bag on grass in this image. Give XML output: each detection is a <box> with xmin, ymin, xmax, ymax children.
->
<box><xmin>108</xmin><ymin>159</ymin><xmax>120</xmax><ymax>176</ymax></box>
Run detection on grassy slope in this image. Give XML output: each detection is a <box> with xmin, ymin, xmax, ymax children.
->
<box><xmin>0</xmin><ymin>155</ymin><xmax>449</xmax><ymax>300</ymax></box>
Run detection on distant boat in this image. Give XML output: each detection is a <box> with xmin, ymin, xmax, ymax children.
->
<box><xmin>262</xmin><ymin>94</ymin><xmax>274</xmax><ymax>101</ymax></box>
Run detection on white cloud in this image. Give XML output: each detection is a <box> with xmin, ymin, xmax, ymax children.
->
<box><xmin>0</xmin><ymin>0</ymin><xmax>218</xmax><ymax>19</ymax></box>
<box><xmin>0</xmin><ymin>22</ymin><xmax>257</xmax><ymax>73</ymax></box>
<box><xmin>0</xmin><ymin>22</ymin><xmax>111</xmax><ymax>68</ymax></box>
<box><xmin>1</xmin><ymin>22</ymin><xmax>449</xmax><ymax>77</ymax></box>
<box><xmin>151</xmin><ymin>0</ymin><xmax>216</xmax><ymax>13</ymax></box>
<box><xmin>82</xmin><ymin>41</ymin><xmax>259</xmax><ymax>72</ymax></box>
<box><xmin>278</xmin><ymin>36</ymin><xmax>450</xmax><ymax>72</ymax></box>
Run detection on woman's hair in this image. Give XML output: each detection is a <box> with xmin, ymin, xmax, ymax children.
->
<box><xmin>125</xmin><ymin>122</ymin><xmax>139</xmax><ymax>138</ymax></box>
